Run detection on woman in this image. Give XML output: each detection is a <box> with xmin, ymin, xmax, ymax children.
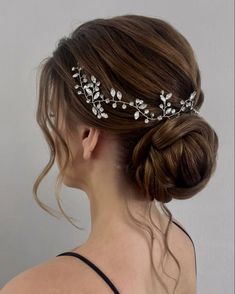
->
<box><xmin>2</xmin><ymin>14</ymin><xmax>219</xmax><ymax>294</ymax></box>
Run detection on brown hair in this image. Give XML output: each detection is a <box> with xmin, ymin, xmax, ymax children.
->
<box><xmin>33</xmin><ymin>14</ymin><xmax>219</xmax><ymax>293</ymax></box>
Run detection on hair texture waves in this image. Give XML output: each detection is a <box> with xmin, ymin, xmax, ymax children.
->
<box><xmin>33</xmin><ymin>14</ymin><xmax>219</xmax><ymax>293</ymax></box>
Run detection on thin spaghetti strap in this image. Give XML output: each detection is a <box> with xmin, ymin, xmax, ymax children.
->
<box><xmin>56</xmin><ymin>252</ymin><xmax>120</xmax><ymax>294</ymax></box>
<box><xmin>172</xmin><ymin>220</ymin><xmax>197</xmax><ymax>277</ymax></box>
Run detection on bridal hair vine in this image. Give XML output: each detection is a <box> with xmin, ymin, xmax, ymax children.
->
<box><xmin>71</xmin><ymin>63</ymin><xmax>200</xmax><ymax>124</ymax></box>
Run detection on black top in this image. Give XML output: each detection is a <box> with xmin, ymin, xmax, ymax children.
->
<box><xmin>56</xmin><ymin>220</ymin><xmax>197</xmax><ymax>294</ymax></box>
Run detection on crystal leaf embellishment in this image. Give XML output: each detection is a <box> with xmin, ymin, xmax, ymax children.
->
<box><xmin>160</xmin><ymin>95</ymin><xmax>166</xmax><ymax>102</ymax></box>
<box><xmin>134</xmin><ymin>111</ymin><xmax>140</xmax><ymax>120</ymax></box>
<box><xmin>71</xmin><ymin>64</ymin><xmax>199</xmax><ymax>123</ymax></box>
<box><xmin>93</xmin><ymin>92</ymin><xmax>100</xmax><ymax>100</ymax></box>
<box><xmin>116</xmin><ymin>91</ymin><xmax>122</xmax><ymax>100</ymax></box>
<box><xmin>139</xmin><ymin>103</ymin><xmax>147</xmax><ymax>109</ymax></box>
<box><xmin>166</xmin><ymin>108</ymin><xmax>172</xmax><ymax>114</ymax></box>
<box><xmin>91</xmin><ymin>75</ymin><xmax>96</xmax><ymax>83</ymax></box>
<box><xmin>85</xmin><ymin>88</ymin><xmax>92</xmax><ymax>95</ymax></box>
<box><xmin>101</xmin><ymin>113</ymin><xmax>108</xmax><ymax>118</ymax></box>
<box><xmin>92</xmin><ymin>107</ymin><xmax>97</xmax><ymax>115</ymax></box>
<box><xmin>110</xmin><ymin>88</ymin><xmax>116</xmax><ymax>97</ymax></box>
<box><xmin>166</xmin><ymin>93</ymin><xmax>172</xmax><ymax>99</ymax></box>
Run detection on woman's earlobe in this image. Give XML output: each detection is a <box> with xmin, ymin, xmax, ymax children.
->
<box><xmin>83</xmin><ymin>148</ymin><xmax>92</xmax><ymax>160</ymax></box>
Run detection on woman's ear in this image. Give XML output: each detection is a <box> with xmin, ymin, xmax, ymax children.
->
<box><xmin>81</xmin><ymin>126</ymin><xmax>101</xmax><ymax>160</ymax></box>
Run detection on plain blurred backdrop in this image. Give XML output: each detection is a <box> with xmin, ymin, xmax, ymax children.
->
<box><xmin>0</xmin><ymin>0</ymin><xmax>234</xmax><ymax>293</ymax></box>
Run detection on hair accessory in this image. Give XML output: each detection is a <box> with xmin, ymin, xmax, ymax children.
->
<box><xmin>71</xmin><ymin>64</ymin><xmax>199</xmax><ymax>124</ymax></box>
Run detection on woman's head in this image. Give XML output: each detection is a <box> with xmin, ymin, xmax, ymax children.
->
<box><xmin>34</xmin><ymin>14</ymin><xmax>218</xmax><ymax>204</ymax></box>
<box><xmin>33</xmin><ymin>14</ymin><xmax>219</xmax><ymax>293</ymax></box>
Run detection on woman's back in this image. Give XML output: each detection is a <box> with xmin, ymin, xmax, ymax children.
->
<box><xmin>54</xmin><ymin>217</ymin><xmax>197</xmax><ymax>294</ymax></box>
<box><xmin>1</xmin><ymin>215</ymin><xmax>197</xmax><ymax>294</ymax></box>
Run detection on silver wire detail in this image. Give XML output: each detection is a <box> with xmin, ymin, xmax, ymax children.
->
<box><xmin>71</xmin><ymin>64</ymin><xmax>199</xmax><ymax>123</ymax></box>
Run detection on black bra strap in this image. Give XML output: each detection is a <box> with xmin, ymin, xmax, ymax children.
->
<box><xmin>57</xmin><ymin>221</ymin><xmax>197</xmax><ymax>292</ymax></box>
<box><xmin>56</xmin><ymin>251</ymin><xmax>120</xmax><ymax>294</ymax></box>
<box><xmin>172</xmin><ymin>220</ymin><xmax>197</xmax><ymax>277</ymax></box>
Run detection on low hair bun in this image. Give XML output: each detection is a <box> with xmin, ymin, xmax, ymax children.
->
<box><xmin>130</xmin><ymin>114</ymin><xmax>219</xmax><ymax>203</ymax></box>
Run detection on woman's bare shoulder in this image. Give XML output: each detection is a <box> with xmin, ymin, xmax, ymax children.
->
<box><xmin>0</xmin><ymin>255</ymin><xmax>88</xmax><ymax>294</ymax></box>
<box><xmin>1</xmin><ymin>216</ymin><xmax>197</xmax><ymax>294</ymax></box>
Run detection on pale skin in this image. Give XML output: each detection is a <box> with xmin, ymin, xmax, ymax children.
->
<box><xmin>1</xmin><ymin>109</ymin><xmax>197</xmax><ymax>293</ymax></box>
